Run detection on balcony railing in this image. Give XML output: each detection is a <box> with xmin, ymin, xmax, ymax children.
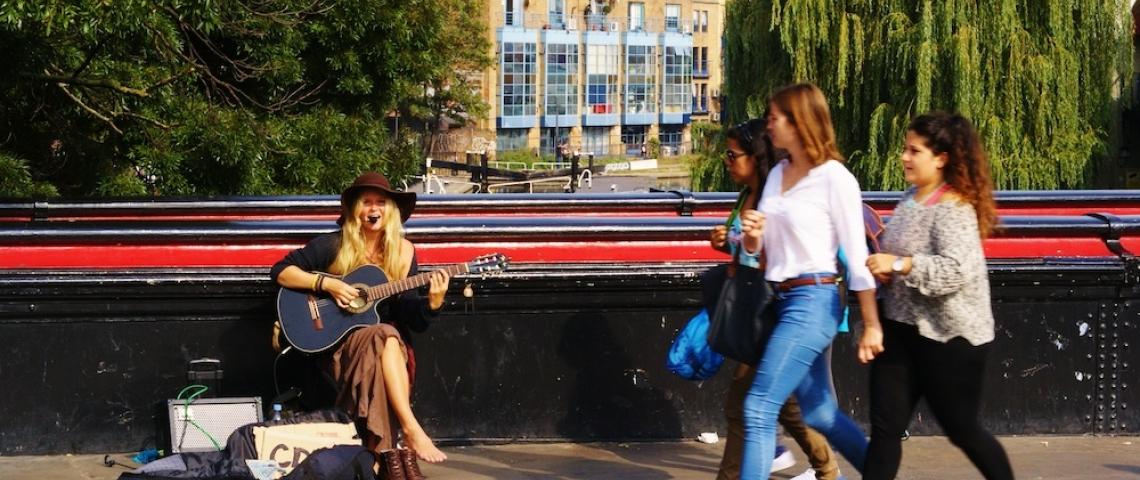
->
<box><xmin>502</xmin><ymin>13</ymin><xmax>688</xmax><ymax>34</ymax></box>
<box><xmin>692</xmin><ymin>96</ymin><xmax>709</xmax><ymax>114</ymax></box>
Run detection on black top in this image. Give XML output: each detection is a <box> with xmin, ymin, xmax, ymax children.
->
<box><xmin>270</xmin><ymin>232</ymin><xmax>439</xmax><ymax>346</ymax></box>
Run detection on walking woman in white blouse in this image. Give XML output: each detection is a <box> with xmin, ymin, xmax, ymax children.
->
<box><xmin>863</xmin><ymin>113</ymin><xmax>1013</xmax><ymax>480</ymax></box>
<box><xmin>737</xmin><ymin>83</ymin><xmax>883</xmax><ymax>479</ymax></box>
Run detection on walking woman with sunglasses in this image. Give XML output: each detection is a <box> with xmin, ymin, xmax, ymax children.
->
<box><xmin>863</xmin><ymin>113</ymin><xmax>1013</xmax><ymax>480</ymax></box>
<box><xmin>712</xmin><ymin>119</ymin><xmax>843</xmax><ymax>480</ymax></box>
<box><xmin>737</xmin><ymin>83</ymin><xmax>883</xmax><ymax>479</ymax></box>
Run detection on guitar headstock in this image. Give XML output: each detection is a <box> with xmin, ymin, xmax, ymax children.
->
<box><xmin>468</xmin><ymin>253</ymin><xmax>509</xmax><ymax>275</ymax></box>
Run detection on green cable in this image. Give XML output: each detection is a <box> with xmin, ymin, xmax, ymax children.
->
<box><xmin>176</xmin><ymin>384</ymin><xmax>223</xmax><ymax>451</ymax></box>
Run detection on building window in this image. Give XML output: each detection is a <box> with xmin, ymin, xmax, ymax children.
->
<box><xmin>545</xmin><ymin>43</ymin><xmax>578</xmax><ymax>116</ymax></box>
<box><xmin>497</xmin><ymin>128</ymin><xmax>529</xmax><ymax>152</ymax></box>
<box><xmin>548</xmin><ymin>0</ymin><xmax>565</xmax><ymax>28</ymax></box>
<box><xmin>692</xmin><ymin>82</ymin><xmax>701</xmax><ymax>112</ymax></box>
<box><xmin>700</xmin><ymin>11</ymin><xmax>708</xmax><ymax>32</ymax></box>
<box><xmin>628</xmin><ymin>2</ymin><xmax>645</xmax><ymax>31</ymax></box>
<box><xmin>665</xmin><ymin>4</ymin><xmax>680</xmax><ymax>32</ymax></box>
<box><xmin>625</xmin><ymin>44</ymin><xmax>657</xmax><ymax>114</ymax></box>
<box><xmin>693</xmin><ymin>83</ymin><xmax>707</xmax><ymax>112</ymax></box>
<box><xmin>660</xmin><ymin>125</ymin><xmax>684</xmax><ymax>155</ymax></box>
<box><xmin>585</xmin><ymin>44</ymin><xmax>619</xmax><ymax>114</ymax></box>
<box><xmin>504</xmin><ymin>0</ymin><xmax>521</xmax><ymax>26</ymax></box>
<box><xmin>663</xmin><ymin>45</ymin><xmax>693</xmax><ymax>115</ymax></box>
<box><xmin>500</xmin><ymin>42</ymin><xmax>537</xmax><ymax>117</ymax></box>
<box><xmin>621</xmin><ymin>125</ymin><xmax>648</xmax><ymax>156</ymax></box>
<box><xmin>583</xmin><ymin>127</ymin><xmax>610</xmax><ymax>155</ymax></box>
<box><xmin>540</xmin><ymin>127</ymin><xmax>573</xmax><ymax>155</ymax></box>
<box><xmin>699</xmin><ymin>47</ymin><xmax>709</xmax><ymax>75</ymax></box>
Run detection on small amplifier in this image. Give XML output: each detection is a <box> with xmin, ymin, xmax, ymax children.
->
<box><xmin>167</xmin><ymin>396</ymin><xmax>263</xmax><ymax>453</ymax></box>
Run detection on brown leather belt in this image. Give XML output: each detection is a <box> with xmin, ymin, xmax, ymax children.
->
<box><xmin>776</xmin><ymin>275</ymin><xmax>838</xmax><ymax>292</ymax></box>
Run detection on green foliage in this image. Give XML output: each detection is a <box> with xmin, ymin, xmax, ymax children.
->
<box><xmin>0</xmin><ymin>0</ymin><xmax>489</xmax><ymax>198</ymax></box>
<box><xmin>688</xmin><ymin>122</ymin><xmax>736</xmax><ymax>192</ymax></box>
<box><xmin>496</xmin><ymin>149</ymin><xmax>539</xmax><ymax>167</ymax></box>
<box><xmin>0</xmin><ymin>152</ymin><xmax>58</xmax><ymax>198</ymax></box>
<box><xmin>646</xmin><ymin>137</ymin><xmax>662</xmax><ymax>160</ymax></box>
<box><xmin>722</xmin><ymin>0</ymin><xmax>1134</xmax><ymax>190</ymax></box>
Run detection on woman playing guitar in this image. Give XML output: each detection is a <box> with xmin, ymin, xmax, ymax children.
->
<box><xmin>270</xmin><ymin>171</ymin><xmax>450</xmax><ymax>466</ymax></box>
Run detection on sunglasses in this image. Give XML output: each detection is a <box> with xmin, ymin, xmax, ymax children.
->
<box><xmin>725</xmin><ymin>149</ymin><xmax>748</xmax><ymax>162</ymax></box>
<box><xmin>735</xmin><ymin>121</ymin><xmax>755</xmax><ymax>148</ymax></box>
<box><xmin>725</xmin><ymin>121</ymin><xmax>757</xmax><ymax>162</ymax></box>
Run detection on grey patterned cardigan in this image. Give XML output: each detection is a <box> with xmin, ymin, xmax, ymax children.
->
<box><xmin>880</xmin><ymin>188</ymin><xmax>995</xmax><ymax>345</ymax></box>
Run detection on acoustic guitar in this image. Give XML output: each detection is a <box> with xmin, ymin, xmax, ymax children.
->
<box><xmin>277</xmin><ymin>253</ymin><xmax>508</xmax><ymax>353</ymax></box>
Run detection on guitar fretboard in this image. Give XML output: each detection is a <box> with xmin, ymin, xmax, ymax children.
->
<box><xmin>363</xmin><ymin>263</ymin><xmax>469</xmax><ymax>301</ymax></box>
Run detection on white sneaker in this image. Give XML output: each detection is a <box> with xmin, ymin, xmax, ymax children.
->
<box><xmin>772</xmin><ymin>444</ymin><xmax>796</xmax><ymax>472</ymax></box>
<box><xmin>790</xmin><ymin>468</ymin><xmax>817</xmax><ymax>480</ymax></box>
<box><xmin>790</xmin><ymin>468</ymin><xmax>846</xmax><ymax>480</ymax></box>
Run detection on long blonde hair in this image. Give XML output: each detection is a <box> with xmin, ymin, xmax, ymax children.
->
<box><xmin>329</xmin><ymin>191</ymin><xmax>408</xmax><ymax>280</ymax></box>
<box><xmin>768</xmin><ymin>83</ymin><xmax>843</xmax><ymax>166</ymax></box>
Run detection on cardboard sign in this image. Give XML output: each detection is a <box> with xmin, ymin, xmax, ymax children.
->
<box><xmin>253</xmin><ymin>422</ymin><xmax>360</xmax><ymax>477</ymax></box>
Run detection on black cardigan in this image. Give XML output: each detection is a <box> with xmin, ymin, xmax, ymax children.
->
<box><xmin>270</xmin><ymin>232</ymin><xmax>439</xmax><ymax>346</ymax></box>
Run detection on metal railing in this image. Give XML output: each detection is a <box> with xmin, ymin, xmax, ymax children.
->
<box><xmin>502</xmin><ymin>13</ymin><xmax>685</xmax><ymax>34</ymax></box>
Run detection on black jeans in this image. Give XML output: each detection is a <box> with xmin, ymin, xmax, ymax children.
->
<box><xmin>864</xmin><ymin>319</ymin><xmax>1014</xmax><ymax>480</ymax></box>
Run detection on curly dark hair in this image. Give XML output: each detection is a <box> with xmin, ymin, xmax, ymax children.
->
<box><xmin>725</xmin><ymin>118</ymin><xmax>776</xmax><ymax>186</ymax></box>
<box><xmin>907</xmin><ymin>112</ymin><xmax>998</xmax><ymax>239</ymax></box>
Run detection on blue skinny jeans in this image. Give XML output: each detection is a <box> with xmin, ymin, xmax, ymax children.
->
<box><xmin>739</xmin><ymin>274</ymin><xmax>868</xmax><ymax>479</ymax></box>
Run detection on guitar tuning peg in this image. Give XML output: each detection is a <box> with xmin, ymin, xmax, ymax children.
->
<box><xmin>463</xmin><ymin>282</ymin><xmax>475</xmax><ymax>314</ymax></box>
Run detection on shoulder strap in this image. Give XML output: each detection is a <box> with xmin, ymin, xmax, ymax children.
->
<box><xmin>862</xmin><ymin>203</ymin><xmax>886</xmax><ymax>253</ymax></box>
<box><xmin>923</xmin><ymin>183</ymin><xmax>952</xmax><ymax>206</ymax></box>
<box><xmin>726</xmin><ymin>187</ymin><xmax>768</xmax><ymax>271</ymax></box>
<box><xmin>724</xmin><ymin>188</ymin><xmax>750</xmax><ymax>229</ymax></box>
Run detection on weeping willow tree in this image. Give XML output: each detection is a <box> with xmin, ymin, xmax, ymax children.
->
<box><xmin>717</xmin><ymin>0</ymin><xmax>1134</xmax><ymax>190</ymax></box>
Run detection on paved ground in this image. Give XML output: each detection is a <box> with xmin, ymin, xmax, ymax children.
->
<box><xmin>1</xmin><ymin>436</ymin><xmax>1137</xmax><ymax>479</ymax></box>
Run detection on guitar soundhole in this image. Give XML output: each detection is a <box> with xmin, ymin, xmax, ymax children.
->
<box><xmin>345</xmin><ymin>286</ymin><xmax>370</xmax><ymax>314</ymax></box>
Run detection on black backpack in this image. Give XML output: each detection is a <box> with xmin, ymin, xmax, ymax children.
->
<box><xmin>283</xmin><ymin>445</ymin><xmax>377</xmax><ymax>480</ymax></box>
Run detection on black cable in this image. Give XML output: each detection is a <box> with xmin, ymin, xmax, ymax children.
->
<box><xmin>273</xmin><ymin>346</ymin><xmax>292</xmax><ymax>396</ymax></box>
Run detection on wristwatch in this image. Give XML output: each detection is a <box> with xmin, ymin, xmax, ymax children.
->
<box><xmin>891</xmin><ymin>257</ymin><xmax>906</xmax><ymax>273</ymax></box>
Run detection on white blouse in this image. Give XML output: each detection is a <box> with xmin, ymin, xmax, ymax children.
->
<box><xmin>759</xmin><ymin>159</ymin><xmax>876</xmax><ymax>292</ymax></box>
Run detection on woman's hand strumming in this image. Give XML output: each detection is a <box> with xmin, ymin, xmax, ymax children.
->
<box><xmin>427</xmin><ymin>270</ymin><xmax>451</xmax><ymax>311</ymax></box>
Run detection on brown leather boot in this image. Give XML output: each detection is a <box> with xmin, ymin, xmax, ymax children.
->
<box><xmin>399</xmin><ymin>448</ymin><xmax>426</xmax><ymax>480</ymax></box>
<box><xmin>378</xmin><ymin>449</ymin><xmax>407</xmax><ymax>480</ymax></box>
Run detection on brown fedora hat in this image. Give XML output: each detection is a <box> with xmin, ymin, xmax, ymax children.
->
<box><xmin>337</xmin><ymin>171</ymin><xmax>417</xmax><ymax>225</ymax></box>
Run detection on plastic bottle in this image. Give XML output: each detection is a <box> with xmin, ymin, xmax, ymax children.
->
<box><xmin>271</xmin><ymin>403</ymin><xmax>283</xmax><ymax>422</ymax></box>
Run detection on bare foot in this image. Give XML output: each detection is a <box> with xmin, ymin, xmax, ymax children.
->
<box><xmin>405</xmin><ymin>430</ymin><xmax>447</xmax><ymax>463</ymax></box>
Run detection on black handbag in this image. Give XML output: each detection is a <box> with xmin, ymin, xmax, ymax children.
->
<box><xmin>702</xmin><ymin>261</ymin><xmax>777</xmax><ymax>365</ymax></box>
<box><xmin>701</xmin><ymin>190</ymin><xmax>778</xmax><ymax>365</ymax></box>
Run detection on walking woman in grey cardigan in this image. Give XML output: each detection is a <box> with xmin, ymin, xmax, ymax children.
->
<box><xmin>862</xmin><ymin>112</ymin><xmax>1014</xmax><ymax>480</ymax></box>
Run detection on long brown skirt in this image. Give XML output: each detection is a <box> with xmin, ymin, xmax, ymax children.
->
<box><xmin>324</xmin><ymin>323</ymin><xmax>408</xmax><ymax>451</ymax></box>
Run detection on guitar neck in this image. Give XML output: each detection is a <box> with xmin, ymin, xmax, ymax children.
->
<box><xmin>363</xmin><ymin>263</ymin><xmax>469</xmax><ymax>300</ymax></box>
